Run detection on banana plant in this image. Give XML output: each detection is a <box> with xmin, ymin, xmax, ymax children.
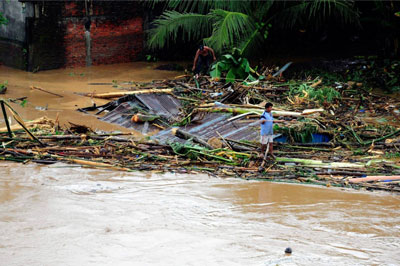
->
<box><xmin>210</xmin><ymin>48</ymin><xmax>260</xmax><ymax>83</ymax></box>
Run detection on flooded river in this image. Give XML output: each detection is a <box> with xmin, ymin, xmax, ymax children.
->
<box><xmin>0</xmin><ymin>62</ymin><xmax>182</xmax><ymax>132</ymax></box>
<box><xmin>0</xmin><ymin>163</ymin><xmax>399</xmax><ymax>265</ymax></box>
<box><xmin>0</xmin><ymin>63</ymin><xmax>400</xmax><ymax>265</ymax></box>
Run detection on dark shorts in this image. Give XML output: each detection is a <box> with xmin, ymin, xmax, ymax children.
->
<box><xmin>194</xmin><ymin>54</ymin><xmax>212</xmax><ymax>75</ymax></box>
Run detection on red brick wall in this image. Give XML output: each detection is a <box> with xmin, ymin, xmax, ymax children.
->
<box><xmin>64</xmin><ymin>20</ymin><xmax>86</xmax><ymax>67</ymax></box>
<box><xmin>91</xmin><ymin>17</ymin><xmax>143</xmax><ymax>66</ymax></box>
<box><xmin>63</xmin><ymin>1</ymin><xmax>143</xmax><ymax>68</ymax></box>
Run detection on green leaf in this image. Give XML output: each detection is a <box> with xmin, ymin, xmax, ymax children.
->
<box><xmin>207</xmin><ymin>9</ymin><xmax>256</xmax><ymax>52</ymax></box>
<box><xmin>221</xmin><ymin>54</ymin><xmax>239</xmax><ymax>65</ymax></box>
<box><xmin>210</xmin><ymin>68</ymin><xmax>219</xmax><ymax>78</ymax></box>
<box><xmin>246</xmin><ymin>74</ymin><xmax>257</xmax><ymax>82</ymax></box>
<box><xmin>19</xmin><ymin>99</ymin><xmax>27</xmax><ymax>108</ymax></box>
<box><xmin>226</xmin><ymin>69</ymin><xmax>236</xmax><ymax>83</ymax></box>
<box><xmin>239</xmin><ymin>58</ymin><xmax>250</xmax><ymax>73</ymax></box>
<box><xmin>216</xmin><ymin>61</ymin><xmax>229</xmax><ymax>71</ymax></box>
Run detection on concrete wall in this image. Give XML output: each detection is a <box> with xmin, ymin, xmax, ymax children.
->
<box><xmin>0</xmin><ymin>0</ymin><xmax>33</xmax><ymax>42</ymax></box>
<box><xmin>0</xmin><ymin>0</ymin><xmax>33</xmax><ymax>69</ymax></box>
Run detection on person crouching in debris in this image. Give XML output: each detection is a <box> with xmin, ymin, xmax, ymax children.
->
<box><xmin>192</xmin><ymin>44</ymin><xmax>216</xmax><ymax>79</ymax></box>
<box><xmin>259</xmin><ymin>102</ymin><xmax>286</xmax><ymax>159</ymax></box>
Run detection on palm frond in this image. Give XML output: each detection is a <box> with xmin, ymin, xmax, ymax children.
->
<box><xmin>142</xmin><ymin>0</ymin><xmax>181</xmax><ymax>10</ymax></box>
<box><xmin>146</xmin><ymin>10</ymin><xmax>211</xmax><ymax>50</ymax></box>
<box><xmin>206</xmin><ymin>9</ymin><xmax>256</xmax><ymax>53</ymax></box>
<box><xmin>142</xmin><ymin>0</ymin><xmax>253</xmax><ymax>14</ymax></box>
<box><xmin>238</xmin><ymin>29</ymin><xmax>264</xmax><ymax>57</ymax></box>
<box><xmin>277</xmin><ymin>0</ymin><xmax>360</xmax><ymax>30</ymax></box>
<box><xmin>253</xmin><ymin>0</ymin><xmax>276</xmax><ymax>21</ymax></box>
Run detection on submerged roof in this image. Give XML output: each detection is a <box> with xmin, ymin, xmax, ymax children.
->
<box><xmin>99</xmin><ymin>93</ymin><xmax>260</xmax><ymax>143</ymax></box>
<box><xmin>100</xmin><ymin>94</ymin><xmax>181</xmax><ymax>134</ymax></box>
<box><xmin>152</xmin><ymin>112</ymin><xmax>260</xmax><ymax>144</ymax></box>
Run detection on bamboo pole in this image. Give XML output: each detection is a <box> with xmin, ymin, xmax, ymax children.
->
<box><xmin>276</xmin><ymin>157</ymin><xmax>365</xmax><ymax>169</ymax></box>
<box><xmin>348</xmin><ymin>175</ymin><xmax>400</xmax><ymax>183</ymax></box>
<box><xmin>1</xmin><ymin>101</ymin><xmax>44</xmax><ymax>146</ymax></box>
<box><xmin>30</xmin><ymin>86</ymin><xmax>63</xmax><ymax>98</ymax></box>
<box><xmin>83</xmin><ymin>88</ymin><xmax>173</xmax><ymax>99</ymax></box>
<box><xmin>194</xmin><ymin>107</ymin><xmax>305</xmax><ymax>117</ymax></box>
<box><xmin>0</xmin><ymin>101</ymin><xmax>12</xmax><ymax>138</ymax></box>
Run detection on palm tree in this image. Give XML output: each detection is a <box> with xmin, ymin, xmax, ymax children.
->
<box><xmin>145</xmin><ymin>0</ymin><xmax>360</xmax><ymax>56</ymax></box>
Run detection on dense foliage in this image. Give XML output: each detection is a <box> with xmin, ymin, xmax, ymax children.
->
<box><xmin>145</xmin><ymin>0</ymin><xmax>359</xmax><ymax>55</ymax></box>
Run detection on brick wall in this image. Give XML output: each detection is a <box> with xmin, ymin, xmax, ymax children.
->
<box><xmin>62</xmin><ymin>1</ymin><xmax>143</xmax><ymax>68</ymax></box>
<box><xmin>90</xmin><ymin>17</ymin><xmax>143</xmax><ymax>66</ymax></box>
<box><xmin>0</xmin><ymin>1</ymin><xmax>144</xmax><ymax>71</ymax></box>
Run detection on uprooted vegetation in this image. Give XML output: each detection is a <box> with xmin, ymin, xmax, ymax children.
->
<box><xmin>1</xmin><ymin>58</ymin><xmax>400</xmax><ymax>193</ymax></box>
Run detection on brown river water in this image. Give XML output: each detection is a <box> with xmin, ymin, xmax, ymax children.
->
<box><xmin>0</xmin><ymin>63</ymin><xmax>400</xmax><ymax>265</ymax></box>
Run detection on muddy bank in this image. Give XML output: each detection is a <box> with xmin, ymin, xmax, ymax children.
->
<box><xmin>0</xmin><ymin>62</ymin><xmax>183</xmax><ymax>132</ymax></box>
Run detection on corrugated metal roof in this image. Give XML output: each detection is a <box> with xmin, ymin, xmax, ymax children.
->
<box><xmin>135</xmin><ymin>94</ymin><xmax>181</xmax><ymax>119</ymax></box>
<box><xmin>100</xmin><ymin>102</ymin><xmax>147</xmax><ymax>131</ymax></box>
<box><xmin>152</xmin><ymin>112</ymin><xmax>261</xmax><ymax>145</ymax></box>
<box><xmin>100</xmin><ymin>94</ymin><xmax>182</xmax><ymax>133</ymax></box>
<box><xmin>99</xmin><ymin>93</ymin><xmax>262</xmax><ymax>143</ymax></box>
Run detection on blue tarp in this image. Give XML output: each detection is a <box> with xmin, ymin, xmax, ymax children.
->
<box><xmin>274</xmin><ymin>133</ymin><xmax>331</xmax><ymax>143</ymax></box>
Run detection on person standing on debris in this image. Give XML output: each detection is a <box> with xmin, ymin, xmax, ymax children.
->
<box><xmin>259</xmin><ymin>102</ymin><xmax>285</xmax><ymax>159</ymax></box>
<box><xmin>192</xmin><ymin>44</ymin><xmax>216</xmax><ymax>78</ymax></box>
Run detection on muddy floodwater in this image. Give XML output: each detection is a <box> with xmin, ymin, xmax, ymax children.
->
<box><xmin>0</xmin><ymin>63</ymin><xmax>400</xmax><ymax>265</ymax></box>
<box><xmin>0</xmin><ymin>62</ymin><xmax>182</xmax><ymax>132</ymax></box>
<box><xmin>0</xmin><ymin>163</ymin><xmax>399</xmax><ymax>265</ymax></box>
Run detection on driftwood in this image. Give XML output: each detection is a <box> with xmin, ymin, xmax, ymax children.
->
<box><xmin>31</xmin><ymin>86</ymin><xmax>63</xmax><ymax>98</ymax></box>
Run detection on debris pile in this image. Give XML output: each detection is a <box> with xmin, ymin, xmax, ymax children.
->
<box><xmin>2</xmin><ymin>66</ymin><xmax>400</xmax><ymax>193</ymax></box>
